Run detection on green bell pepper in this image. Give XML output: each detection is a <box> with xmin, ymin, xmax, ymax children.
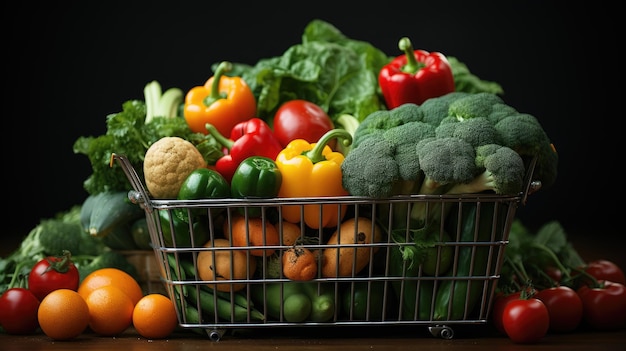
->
<box><xmin>230</xmin><ymin>156</ymin><xmax>282</xmax><ymax>217</ymax></box>
<box><xmin>176</xmin><ymin>167</ymin><xmax>230</xmax><ymax>220</ymax></box>
<box><xmin>178</xmin><ymin>167</ymin><xmax>231</xmax><ymax>200</ymax></box>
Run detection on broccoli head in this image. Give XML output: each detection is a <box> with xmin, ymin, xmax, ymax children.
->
<box><xmin>419</xmin><ymin>91</ymin><xmax>469</xmax><ymax>126</ymax></box>
<box><xmin>410</xmin><ymin>136</ymin><xmax>478</xmax><ymax>226</ymax></box>
<box><xmin>494</xmin><ymin>113</ymin><xmax>558</xmax><ymax>188</ymax></box>
<box><xmin>415</xmin><ymin>137</ymin><xmax>478</xmax><ymax>195</ymax></box>
<box><xmin>446</xmin><ymin>144</ymin><xmax>526</xmax><ymax>195</ymax></box>
<box><xmin>341</xmin><ymin>137</ymin><xmax>400</xmax><ymax>198</ymax></box>
<box><xmin>382</xmin><ymin>120</ymin><xmax>436</xmax><ymax>185</ymax></box>
<box><xmin>352</xmin><ymin>103</ymin><xmax>422</xmax><ymax>148</ymax></box>
<box><xmin>435</xmin><ymin>116</ymin><xmax>501</xmax><ymax>148</ymax></box>
<box><xmin>447</xmin><ymin>92</ymin><xmax>508</xmax><ymax>120</ymax></box>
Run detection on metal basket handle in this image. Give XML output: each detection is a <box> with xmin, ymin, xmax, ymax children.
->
<box><xmin>109</xmin><ymin>153</ymin><xmax>153</xmax><ymax>212</ymax></box>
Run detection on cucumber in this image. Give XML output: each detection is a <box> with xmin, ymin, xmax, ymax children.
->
<box><xmin>101</xmin><ymin>221</ymin><xmax>138</xmax><ymax>250</ymax></box>
<box><xmin>79</xmin><ymin>193</ymin><xmax>99</xmax><ymax>232</ymax></box>
<box><xmin>86</xmin><ymin>191</ymin><xmax>144</xmax><ymax>238</ymax></box>
<box><xmin>131</xmin><ymin>217</ymin><xmax>152</xmax><ymax>250</ymax></box>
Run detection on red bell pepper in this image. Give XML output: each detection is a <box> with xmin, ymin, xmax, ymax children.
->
<box><xmin>205</xmin><ymin>118</ymin><xmax>284</xmax><ymax>183</ymax></box>
<box><xmin>378</xmin><ymin>37</ymin><xmax>455</xmax><ymax>109</ymax></box>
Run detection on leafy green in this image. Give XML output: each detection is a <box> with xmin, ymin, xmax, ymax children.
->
<box><xmin>498</xmin><ymin>219</ymin><xmax>586</xmax><ymax>293</ymax></box>
<box><xmin>73</xmin><ymin>100</ymin><xmax>223</xmax><ymax>196</ymax></box>
<box><xmin>226</xmin><ymin>19</ymin><xmax>390</xmax><ymax>123</ymax></box>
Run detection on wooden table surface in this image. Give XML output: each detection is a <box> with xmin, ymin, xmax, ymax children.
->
<box><xmin>1</xmin><ymin>325</ymin><xmax>625</xmax><ymax>350</ymax></box>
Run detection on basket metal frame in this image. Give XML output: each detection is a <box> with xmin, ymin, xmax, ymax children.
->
<box><xmin>112</xmin><ymin>154</ymin><xmax>538</xmax><ymax>340</ymax></box>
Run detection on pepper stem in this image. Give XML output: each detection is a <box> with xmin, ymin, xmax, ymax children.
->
<box><xmin>205</xmin><ymin>123</ymin><xmax>235</xmax><ymax>151</ymax></box>
<box><xmin>398</xmin><ymin>37</ymin><xmax>423</xmax><ymax>74</ymax></box>
<box><xmin>304</xmin><ymin>129</ymin><xmax>352</xmax><ymax>164</ymax></box>
<box><xmin>205</xmin><ymin>61</ymin><xmax>233</xmax><ymax>106</ymax></box>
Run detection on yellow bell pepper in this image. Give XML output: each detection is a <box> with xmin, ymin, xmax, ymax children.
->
<box><xmin>275</xmin><ymin>129</ymin><xmax>352</xmax><ymax>229</ymax></box>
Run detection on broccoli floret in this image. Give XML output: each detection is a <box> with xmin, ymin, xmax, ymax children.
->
<box><xmin>446</xmin><ymin>144</ymin><xmax>526</xmax><ymax>195</ymax></box>
<box><xmin>415</xmin><ymin>137</ymin><xmax>478</xmax><ymax>194</ymax></box>
<box><xmin>410</xmin><ymin>137</ymin><xmax>478</xmax><ymax>226</ymax></box>
<box><xmin>382</xmin><ymin>121</ymin><xmax>436</xmax><ymax>192</ymax></box>
<box><xmin>435</xmin><ymin>116</ymin><xmax>501</xmax><ymax>148</ymax></box>
<box><xmin>494</xmin><ymin>113</ymin><xmax>558</xmax><ymax>188</ymax></box>
<box><xmin>352</xmin><ymin>103</ymin><xmax>422</xmax><ymax>148</ymax></box>
<box><xmin>447</xmin><ymin>92</ymin><xmax>507</xmax><ymax>120</ymax></box>
<box><xmin>419</xmin><ymin>91</ymin><xmax>469</xmax><ymax>126</ymax></box>
<box><xmin>341</xmin><ymin>137</ymin><xmax>400</xmax><ymax>198</ymax></box>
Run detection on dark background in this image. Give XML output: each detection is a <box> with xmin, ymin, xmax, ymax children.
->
<box><xmin>5</xmin><ymin>2</ymin><xmax>619</xmax><ymax>251</ymax></box>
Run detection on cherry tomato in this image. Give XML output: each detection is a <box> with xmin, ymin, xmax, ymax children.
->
<box><xmin>28</xmin><ymin>251</ymin><xmax>80</xmax><ymax>301</ymax></box>
<box><xmin>577</xmin><ymin>280</ymin><xmax>626</xmax><ymax>330</ymax></box>
<box><xmin>535</xmin><ymin>286</ymin><xmax>583</xmax><ymax>333</ymax></box>
<box><xmin>0</xmin><ymin>287</ymin><xmax>41</xmax><ymax>334</ymax></box>
<box><xmin>491</xmin><ymin>291</ymin><xmax>521</xmax><ymax>334</ymax></box>
<box><xmin>544</xmin><ymin>266</ymin><xmax>563</xmax><ymax>284</ymax></box>
<box><xmin>272</xmin><ymin>100</ymin><xmax>334</xmax><ymax>148</ymax></box>
<box><xmin>502</xmin><ymin>298</ymin><xmax>549</xmax><ymax>344</ymax></box>
<box><xmin>583</xmin><ymin>260</ymin><xmax>626</xmax><ymax>285</ymax></box>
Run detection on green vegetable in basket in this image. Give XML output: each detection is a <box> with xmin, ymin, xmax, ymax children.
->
<box><xmin>230</xmin><ymin>156</ymin><xmax>282</xmax><ymax>217</ymax></box>
<box><xmin>341</xmin><ymin>281</ymin><xmax>389</xmax><ymax>320</ymax></box>
<box><xmin>158</xmin><ymin>210</ymin><xmax>209</xmax><ymax>247</ymax></box>
<box><xmin>176</xmin><ymin>167</ymin><xmax>230</xmax><ymax>220</ymax></box>
<box><xmin>432</xmin><ymin>202</ymin><xmax>498</xmax><ymax>321</ymax></box>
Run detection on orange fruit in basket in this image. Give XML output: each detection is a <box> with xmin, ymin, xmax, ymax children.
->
<box><xmin>223</xmin><ymin>214</ymin><xmax>280</xmax><ymax>256</ymax></box>
<box><xmin>78</xmin><ymin>268</ymin><xmax>144</xmax><ymax>306</ymax></box>
<box><xmin>84</xmin><ymin>285</ymin><xmax>134</xmax><ymax>336</ymax></box>
<box><xmin>38</xmin><ymin>289</ymin><xmax>90</xmax><ymax>340</ymax></box>
<box><xmin>197</xmin><ymin>238</ymin><xmax>257</xmax><ymax>292</ymax></box>
<box><xmin>132</xmin><ymin>293</ymin><xmax>178</xmax><ymax>339</ymax></box>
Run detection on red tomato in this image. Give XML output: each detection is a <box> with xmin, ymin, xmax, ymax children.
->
<box><xmin>502</xmin><ymin>298</ymin><xmax>549</xmax><ymax>344</ymax></box>
<box><xmin>28</xmin><ymin>252</ymin><xmax>80</xmax><ymax>301</ymax></box>
<box><xmin>544</xmin><ymin>266</ymin><xmax>563</xmax><ymax>284</ymax></box>
<box><xmin>0</xmin><ymin>288</ymin><xmax>41</xmax><ymax>334</ymax></box>
<box><xmin>583</xmin><ymin>260</ymin><xmax>626</xmax><ymax>285</ymax></box>
<box><xmin>491</xmin><ymin>291</ymin><xmax>521</xmax><ymax>334</ymax></box>
<box><xmin>577</xmin><ymin>280</ymin><xmax>626</xmax><ymax>330</ymax></box>
<box><xmin>272</xmin><ymin>100</ymin><xmax>334</xmax><ymax>148</ymax></box>
<box><xmin>535</xmin><ymin>286</ymin><xmax>583</xmax><ymax>333</ymax></box>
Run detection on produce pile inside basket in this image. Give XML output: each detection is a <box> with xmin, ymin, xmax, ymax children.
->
<box><xmin>75</xmin><ymin>19</ymin><xmax>559</xmax><ymax>335</ymax></box>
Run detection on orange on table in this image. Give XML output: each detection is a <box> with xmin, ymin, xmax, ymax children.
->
<box><xmin>78</xmin><ymin>268</ymin><xmax>143</xmax><ymax>306</ymax></box>
<box><xmin>84</xmin><ymin>285</ymin><xmax>134</xmax><ymax>336</ymax></box>
<box><xmin>132</xmin><ymin>293</ymin><xmax>179</xmax><ymax>339</ymax></box>
<box><xmin>38</xmin><ymin>289</ymin><xmax>90</xmax><ymax>340</ymax></box>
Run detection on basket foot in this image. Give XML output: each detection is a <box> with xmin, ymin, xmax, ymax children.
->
<box><xmin>428</xmin><ymin>325</ymin><xmax>454</xmax><ymax>339</ymax></box>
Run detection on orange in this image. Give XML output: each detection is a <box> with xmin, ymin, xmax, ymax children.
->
<box><xmin>78</xmin><ymin>268</ymin><xmax>143</xmax><ymax>306</ymax></box>
<box><xmin>84</xmin><ymin>285</ymin><xmax>134</xmax><ymax>336</ymax></box>
<box><xmin>38</xmin><ymin>289</ymin><xmax>90</xmax><ymax>340</ymax></box>
<box><xmin>132</xmin><ymin>293</ymin><xmax>179</xmax><ymax>339</ymax></box>
<box><xmin>223</xmin><ymin>214</ymin><xmax>280</xmax><ymax>256</ymax></box>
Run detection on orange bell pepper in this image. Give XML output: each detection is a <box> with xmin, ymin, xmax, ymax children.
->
<box><xmin>275</xmin><ymin>129</ymin><xmax>352</xmax><ymax>229</ymax></box>
<box><xmin>183</xmin><ymin>61</ymin><xmax>257</xmax><ymax>136</ymax></box>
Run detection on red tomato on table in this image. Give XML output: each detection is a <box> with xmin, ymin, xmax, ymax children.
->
<box><xmin>535</xmin><ymin>286</ymin><xmax>583</xmax><ymax>333</ymax></box>
<box><xmin>28</xmin><ymin>252</ymin><xmax>80</xmax><ymax>301</ymax></box>
<box><xmin>577</xmin><ymin>280</ymin><xmax>626</xmax><ymax>330</ymax></box>
<box><xmin>502</xmin><ymin>297</ymin><xmax>549</xmax><ymax>344</ymax></box>
<box><xmin>0</xmin><ymin>288</ymin><xmax>40</xmax><ymax>334</ymax></box>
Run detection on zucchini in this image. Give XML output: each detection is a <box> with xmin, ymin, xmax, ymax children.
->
<box><xmin>85</xmin><ymin>191</ymin><xmax>144</xmax><ymax>238</ymax></box>
<box><xmin>433</xmin><ymin>202</ymin><xmax>498</xmax><ymax>320</ymax></box>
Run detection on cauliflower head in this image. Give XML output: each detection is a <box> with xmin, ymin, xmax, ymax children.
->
<box><xmin>143</xmin><ymin>136</ymin><xmax>207</xmax><ymax>198</ymax></box>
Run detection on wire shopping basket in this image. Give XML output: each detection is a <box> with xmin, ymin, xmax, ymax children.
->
<box><xmin>112</xmin><ymin>153</ymin><xmax>540</xmax><ymax>340</ymax></box>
